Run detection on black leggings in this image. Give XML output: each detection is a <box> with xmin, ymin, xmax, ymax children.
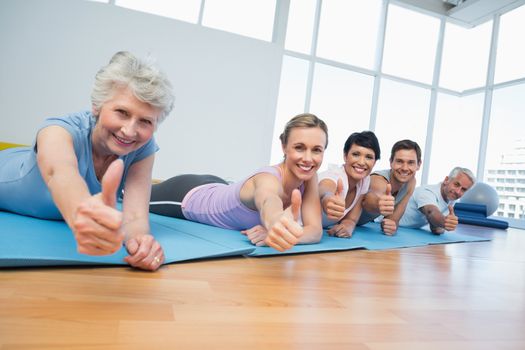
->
<box><xmin>149</xmin><ymin>174</ymin><xmax>228</xmax><ymax>218</ymax></box>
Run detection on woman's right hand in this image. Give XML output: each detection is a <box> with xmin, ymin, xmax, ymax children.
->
<box><xmin>71</xmin><ymin>159</ymin><xmax>125</xmax><ymax>255</ymax></box>
<box><xmin>321</xmin><ymin>178</ymin><xmax>345</xmax><ymax>221</ymax></box>
<box><xmin>264</xmin><ymin>189</ymin><xmax>303</xmax><ymax>252</ymax></box>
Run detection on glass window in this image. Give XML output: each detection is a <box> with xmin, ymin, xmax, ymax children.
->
<box><xmin>316</xmin><ymin>0</ymin><xmax>382</xmax><ymax>69</ymax></box>
<box><xmin>285</xmin><ymin>0</ymin><xmax>317</xmax><ymax>54</ymax></box>
<box><xmin>495</xmin><ymin>5</ymin><xmax>525</xmax><ymax>83</ymax></box>
<box><xmin>428</xmin><ymin>93</ymin><xmax>483</xmax><ymax>183</ymax></box>
<box><xmin>509</xmin><ymin>213</ymin><xmax>515</xmax><ymax>218</ymax></box>
<box><xmin>202</xmin><ymin>0</ymin><xmax>276</xmax><ymax>41</ymax></box>
<box><xmin>440</xmin><ymin>21</ymin><xmax>492</xmax><ymax>91</ymax></box>
<box><xmin>373</xmin><ymin>78</ymin><xmax>430</xmax><ymax>183</ymax></box>
<box><xmin>382</xmin><ymin>4</ymin><xmax>440</xmax><ymax>84</ymax></box>
<box><xmin>115</xmin><ymin>0</ymin><xmax>201</xmax><ymax>23</ymax></box>
<box><xmin>270</xmin><ymin>56</ymin><xmax>310</xmax><ymax>164</ymax></box>
<box><xmin>309</xmin><ymin>63</ymin><xmax>374</xmax><ymax>169</ymax></box>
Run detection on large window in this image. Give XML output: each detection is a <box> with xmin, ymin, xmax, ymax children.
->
<box><xmin>382</xmin><ymin>4</ymin><xmax>440</xmax><ymax>84</ymax></box>
<box><xmin>495</xmin><ymin>4</ymin><xmax>525</xmax><ymax>84</ymax></box>
<box><xmin>309</xmin><ymin>64</ymin><xmax>374</xmax><ymax>169</ymax></box>
<box><xmin>374</xmin><ymin>78</ymin><xmax>430</xmax><ymax>183</ymax></box>
<box><xmin>285</xmin><ymin>0</ymin><xmax>317</xmax><ymax>54</ymax></box>
<box><xmin>485</xmin><ymin>84</ymin><xmax>525</xmax><ymax>221</ymax></box>
<box><xmin>428</xmin><ymin>93</ymin><xmax>484</xmax><ymax>184</ymax></box>
<box><xmin>270</xmin><ymin>56</ymin><xmax>310</xmax><ymax>164</ymax></box>
<box><xmin>440</xmin><ymin>21</ymin><xmax>492</xmax><ymax>92</ymax></box>
<box><xmin>316</xmin><ymin>0</ymin><xmax>382</xmax><ymax>69</ymax></box>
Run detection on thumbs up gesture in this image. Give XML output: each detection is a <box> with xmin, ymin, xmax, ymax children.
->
<box><xmin>322</xmin><ymin>178</ymin><xmax>346</xmax><ymax>221</ymax></box>
<box><xmin>264</xmin><ymin>189</ymin><xmax>304</xmax><ymax>252</ymax></box>
<box><xmin>444</xmin><ymin>204</ymin><xmax>458</xmax><ymax>231</ymax></box>
<box><xmin>72</xmin><ymin>159</ymin><xmax>125</xmax><ymax>255</ymax></box>
<box><xmin>378</xmin><ymin>183</ymin><xmax>395</xmax><ymax>216</ymax></box>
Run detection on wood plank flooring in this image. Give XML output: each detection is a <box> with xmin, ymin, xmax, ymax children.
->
<box><xmin>1</xmin><ymin>225</ymin><xmax>524</xmax><ymax>349</ymax></box>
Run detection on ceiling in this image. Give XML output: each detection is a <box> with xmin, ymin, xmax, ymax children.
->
<box><xmin>393</xmin><ymin>0</ymin><xmax>525</xmax><ymax>27</ymax></box>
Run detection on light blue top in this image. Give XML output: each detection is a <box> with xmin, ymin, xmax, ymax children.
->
<box><xmin>399</xmin><ymin>183</ymin><xmax>452</xmax><ymax>228</ymax></box>
<box><xmin>0</xmin><ymin>111</ymin><xmax>158</xmax><ymax>219</ymax></box>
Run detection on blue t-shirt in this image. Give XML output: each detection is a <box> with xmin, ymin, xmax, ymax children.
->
<box><xmin>0</xmin><ymin>111</ymin><xmax>158</xmax><ymax>219</ymax></box>
<box><xmin>399</xmin><ymin>183</ymin><xmax>452</xmax><ymax>228</ymax></box>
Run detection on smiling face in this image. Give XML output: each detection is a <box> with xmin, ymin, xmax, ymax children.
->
<box><xmin>390</xmin><ymin>149</ymin><xmax>420</xmax><ymax>184</ymax></box>
<box><xmin>441</xmin><ymin>172</ymin><xmax>474</xmax><ymax>201</ymax></box>
<box><xmin>281</xmin><ymin>126</ymin><xmax>327</xmax><ymax>182</ymax></box>
<box><xmin>343</xmin><ymin>144</ymin><xmax>376</xmax><ymax>182</ymax></box>
<box><xmin>92</xmin><ymin>86</ymin><xmax>160</xmax><ymax>158</ymax></box>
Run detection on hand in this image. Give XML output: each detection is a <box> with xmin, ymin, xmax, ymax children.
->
<box><xmin>322</xmin><ymin>178</ymin><xmax>345</xmax><ymax>221</ymax></box>
<box><xmin>241</xmin><ymin>225</ymin><xmax>268</xmax><ymax>247</ymax></box>
<box><xmin>327</xmin><ymin>220</ymin><xmax>355</xmax><ymax>238</ymax></box>
<box><xmin>264</xmin><ymin>189</ymin><xmax>303</xmax><ymax>252</ymax></box>
<box><xmin>71</xmin><ymin>159</ymin><xmax>125</xmax><ymax>255</ymax></box>
<box><xmin>444</xmin><ymin>204</ymin><xmax>458</xmax><ymax>231</ymax></box>
<box><xmin>378</xmin><ymin>183</ymin><xmax>395</xmax><ymax>216</ymax></box>
<box><xmin>124</xmin><ymin>234</ymin><xmax>165</xmax><ymax>271</ymax></box>
<box><xmin>381</xmin><ymin>217</ymin><xmax>397</xmax><ymax>236</ymax></box>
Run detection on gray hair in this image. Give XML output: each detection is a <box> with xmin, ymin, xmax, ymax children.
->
<box><xmin>449</xmin><ymin>166</ymin><xmax>476</xmax><ymax>184</ymax></box>
<box><xmin>91</xmin><ymin>51</ymin><xmax>175</xmax><ymax>123</ymax></box>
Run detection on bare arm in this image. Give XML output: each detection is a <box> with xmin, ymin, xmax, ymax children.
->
<box><xmin>327</xmin><ymin>194</ymin><xmax>364</xmax><ymax>238</ymax></box>
<box><xmin>251</xmin><ymin>173</ymin><xmax>303</xmax><ymax>252</ymax></box>
<box><xmin>294</xmin><ymin>174</ymin><xmax>323</xmax><ymax>244</ymax></box>
<box><xmin>319</xmin><ymin>178</ymin><xmax>345</xmax><ymax>221</ymax></box>
<box><xmin>386</xmin><ymin>178</ymin><xmax>416</xmax><ymax>223</ymax></box>
<box><xmin>121</xmin><ymin>154</ymin><xmax>164</xmax><ymax>271</ymax></box>
<box><xmin>36</xmin><ymin>126</ymin><xmax>124</xmax><ymax>255</ymax></box>
<box><xmin>419</xmin><ymin>203</ymin><xmax>458</xmax><ymax>234</ymax></box>
<box><xmin>361</xmin><ymin>175</ymin><xmax>395</xmax><ymax>217</ymax></box>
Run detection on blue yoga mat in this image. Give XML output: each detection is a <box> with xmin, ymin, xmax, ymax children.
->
<box><xmin>454</xmin><ymin>203</ymin><xmax>509</xmax><ymax>229</ymax></box>
<box><xmin>0</xmin><ymin>211</ymin><xmax>254</xmax><ymax>267</ymax></box>
<box><xmin>0</xmin><ymin>210</ymin><xmax>491</xmax><ymax>267</ymax></box>
<box><xmin>246</xmin><ymin>222</ymin><xmax>489</xmax><ymax>256</ymax></box>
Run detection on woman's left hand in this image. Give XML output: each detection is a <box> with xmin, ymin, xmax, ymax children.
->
<box><xmin>124</xmin><ymin>234</ymin><xmax>164</xmax><ymax>271</ymax></box>
<box><xmin>241</xmin><ymin>225</ymin><xmax>268</xmax><ymax>246</ymax></box>
<box><xmin>327</xmin><ymin>220</ymin><xmax>356</xmax><ymax>238</ymax></box>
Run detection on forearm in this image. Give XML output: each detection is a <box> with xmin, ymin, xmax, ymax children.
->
<box><xmin>259</xmin><ymin>196</ymin><xmax>285</xmax><ymax>230</ymax></box>
<box><xmin>361</xmin><ymin>192</ymin><xmax>381</xmax><ymax>215</ymax></box>
<box><xmin>45</xmin><ymin>166</ymin><xmax>92</xmax><ymax>226</ymax></box>
<box><xmin>298</xmin><ymin>224</ymin><xmax>323</xmax><ymax>244</ymax></box>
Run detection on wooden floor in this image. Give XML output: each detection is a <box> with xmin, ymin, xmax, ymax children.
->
<box><xmin>1</xmin><ymin>225</ymin><xmax>524</xmax><ymax>350</ymax></box>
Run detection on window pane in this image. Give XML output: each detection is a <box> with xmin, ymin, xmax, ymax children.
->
<box><xmin>382</xmin><ymin>4</ymin><xmax>440</xmax><ymax>84</ymax></box>
<box><xmin>115</xmin><ymin>0</ymin><xmax>201</xmax><ymax>23</ymax></box>
<box><xmin>310</xmin><ymin>64</ymin><xmax>374</xmax><ymax>169</ymax></box>
<box><xmin>440</xmin><ymin>21</ymin><xmax>492</xmax><ymax>91</ymax></box>
<box><xmin>202</xmin><ymin>0</ymin><xmax>276</xmax><ymax>41</ymax></box>
<box><xmin>285</xmin><ymin>0</ymin><xmax>316</xmax><ymax>54</ymax></box>
<box><xmin>374</xmin><ymin>79</ymin><xmax>430</xmax><ymax>183</ymax></box>
<box><xmin>495</xmin><ymin>5</ymin><xmax>525</xmax><ymax>83</ymax></box>
<box><xmin>270</xmin><ymin>56</ymin><xmax>309</xmax><ymax>164</ymax></box>
<box><xmin>316</xmin><ymin>0</ymin><xmax>382</xmax><ymax>69</ymax></box>
<box><xmin>485</xmin><ymin>84</ymin><xmax>525</xmax><ymax>221</ymax></box>
<box><xmin>428</xmin><ymin>93</ymin><xmax>483</xmax><ymax>184</ymax></box>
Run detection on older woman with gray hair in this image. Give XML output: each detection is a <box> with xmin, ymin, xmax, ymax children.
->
<box><xmin>0</xmin><ymin>51</ymin><xmax>175</xmax><ymax>271</ymax></box>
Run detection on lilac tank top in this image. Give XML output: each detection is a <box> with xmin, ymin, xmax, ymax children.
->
<box><xmin>181</xmin><ymin>166</ymin><xmax>304</xmax><ymax>230</ymax></box>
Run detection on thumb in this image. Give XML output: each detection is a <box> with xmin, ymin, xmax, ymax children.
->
<box><xmin>291</xmin><ymin>188</ymin><xmax>302</xmax><ymax>222</ymax></box>
<box><xmin>448</xmin><ymin>204</ymin><xmax>455</xmax><ymax>216</ymax></box>
<box><xmin>385</xmin><ymin>183</ymin><xmax>392</xmax><ymax>197</ymax></box>
<box><xmin>335</xmin><ymin>178</ymin><xmax>344</xmax><ymax>198</ymax></box>
<box><xmin>101</xmin><ymin>159</ymin><xmax>124</xmax><ymax>207</ymax></box>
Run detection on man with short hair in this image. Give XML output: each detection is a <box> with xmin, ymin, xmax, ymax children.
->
<box><xmin>399</xmin><ymin>167</ymin><xmax>476</xmax><ymax>234</ymax></box>
<box><xmin>358</xmin><ymin>139</ymin><xmax>422</xmax><ymax>235</ymax></box>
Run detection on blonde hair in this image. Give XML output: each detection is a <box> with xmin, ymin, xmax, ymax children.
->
<box><xmin>279</xmin><ymin>113</ymin><xmax>328</xmax><ymax>148</ymax></box>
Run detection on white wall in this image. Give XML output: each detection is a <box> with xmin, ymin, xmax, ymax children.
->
<box><xmin>0</xmin><ymin>0</ymin><xmax>283</xmax><ymax>181</ymax></box>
